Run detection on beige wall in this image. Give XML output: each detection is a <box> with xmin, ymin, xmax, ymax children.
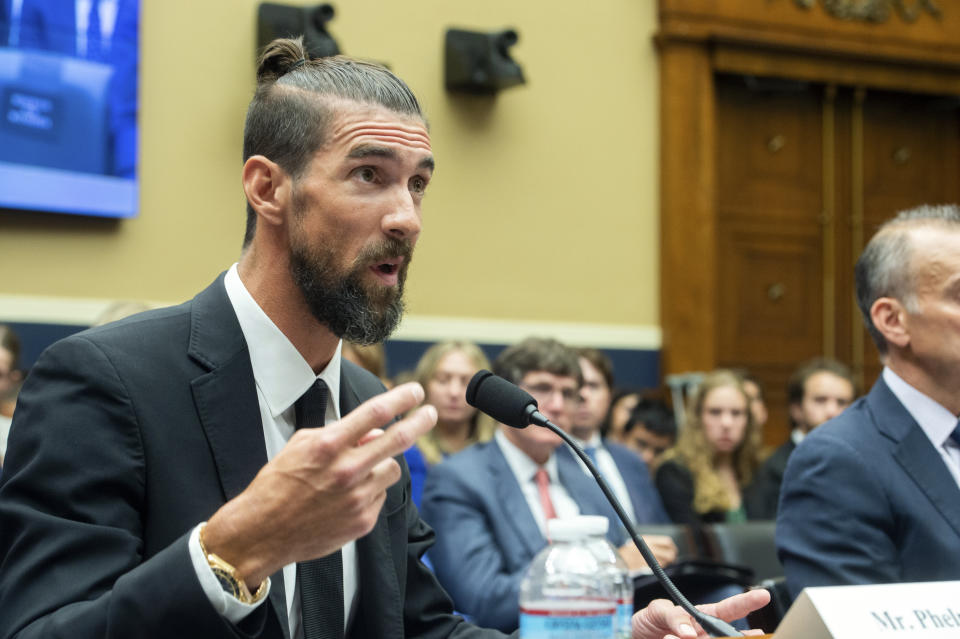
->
<box><xmin>0</xmin><ymin>0</ymin><xmax>660</xmax><ymax>332</ymax></box>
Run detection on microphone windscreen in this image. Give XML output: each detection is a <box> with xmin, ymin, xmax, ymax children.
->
<box><xmin>466</xmin><ymin>370</ymin><xmax>538</xmax><ymax>429</ymax></box>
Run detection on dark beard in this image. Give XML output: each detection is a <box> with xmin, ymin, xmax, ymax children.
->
<box><xmin>290</xmin><ymin>236</ymin><xmax>412</xmax><ymax>345</ymax></box>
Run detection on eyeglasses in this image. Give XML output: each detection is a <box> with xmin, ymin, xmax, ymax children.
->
<box><xmin>521</xmin><ymin>383</ymin><xmax>581</xmax><ymax>406</ymax></box>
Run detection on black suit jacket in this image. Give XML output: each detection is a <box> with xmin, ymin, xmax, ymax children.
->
<box><xmin>743</xmin><ymin>439</ymin><xmax>795</xmax><ymax>520</ymax></box>
<box><xmin>0</xmin><ymin>274</ymin><xmax>509</xmax><ymax>639</ymax></box>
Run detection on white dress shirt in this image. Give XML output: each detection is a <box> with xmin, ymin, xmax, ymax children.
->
<box><xmin>494</xmin><ymin>430</ymin><xmax>579</xmax><ymax>537</ymax></box>
<box><xmin>187</xmin><ymin>264</ymin><xmax>358</xmax><ymax>636</ymax></box>
<box><xmin>883</xmin><ymin>367</ymin><xmax>960</xmax><ymax>489</ymax></box>
<box><xmin>567</xmin><ymin>431</ymin><xmax>637</xmax><ymax>523</ymax></box>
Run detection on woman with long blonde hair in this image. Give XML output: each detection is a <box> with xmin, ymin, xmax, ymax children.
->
<box><xmin>404</xmin><ymin>340</ymin><xmax>494</xmax><ymax>505</ymax></box>
<box><xmin>654</xmin><ymin>370</ymin><xmax>761</xmax><ymax>524</ymax></box>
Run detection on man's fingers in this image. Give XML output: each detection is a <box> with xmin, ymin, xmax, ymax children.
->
<box><xmin>696</xmin><ymin>588</ymin><xmax>770</xmax><ymax>623</ymax></box>
<box><xmin>356</xmin><ymin>428</ymin><xmax>385</xmax><ymax>447</ymax></box>
<box><xmin>348</xmin><ymin>404</ymin><xmax>437</xmax><ymax>472</ymax></box>
<box><xmin>330</xmin><ymin>382</ymin><xmax>426</xmax><ymax>446</ymax></box>
<box><xmin>632</xmin><ymin>599</ymin><xmax>698</xmax><ymax>639</ymax></box>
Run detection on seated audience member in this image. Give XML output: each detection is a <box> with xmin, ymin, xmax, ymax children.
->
<box><xmin>567</xmin><ymin>348</ymin><xmax>673</xmax><ymax>528</ymax></box>
<box><xmin>655</xmin><ymin>370</ymin><xmax>761</xmax><ymax>525</ymax></box>
<box><xmin>746</xmin><ymin>357</ymin><xmax>854</xmax><ymax>520</ymax></box>
<box><xmin>0</xmin><ymin>325</ymin><xmax>23</xmax><ymax>468</ymax></box>
<box><xmin>605</xmin><ymin>387</ymin><xmax>642</xmax><ymax>441</ymax></box>
<box><xmin>778</xmin><ymin>205</ymin><xmax>960</xmax><ymax>599</ymax></box>
<box><xmin>421</xmin><ymin>338</ymin><xmax>676</xmax><ymax>632</ymax></box>
<box><xmin>622</xmin><ymin>398</ymin><xmax>677</xmax><ymax>473</ymax></box>
<box><xmin>403</xmin><ymin>340</ymin><xmax>494</xmax><ymax>506</ymax></box>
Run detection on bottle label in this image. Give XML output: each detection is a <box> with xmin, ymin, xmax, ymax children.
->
<box><xmin>617</xmin><ymin>599</ymin><xmax>633</xmax><ymax>639</ymax></box>
<box><xmin>520</xmin><ymin>603</ymin><xmax>616</xmax><ymax>639</ymax></box>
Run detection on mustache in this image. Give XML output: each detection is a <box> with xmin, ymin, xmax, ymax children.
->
<box><xmin>354</xmin><ymin>236</ymin><xmax>414</xmax><ymax>267</ymax></box>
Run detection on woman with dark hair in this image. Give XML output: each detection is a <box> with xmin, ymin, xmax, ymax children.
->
<box><xmin>655</xmin><ymin>370</ymin><xmax>762</xmax><ymax>524</ymax></box>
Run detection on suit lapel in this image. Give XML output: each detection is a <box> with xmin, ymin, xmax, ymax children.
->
<box><xmin>894</xmin><ymin>426</ymin><xmax>960</xmax><ymax>539</ymax></box>
<box><xmin>559</xmin><ymin>450</ymin><xmax>624</xmax><ymax>544</ymax></box>
<box><xmin>870</xmin><ymin>379</ymin><xmax>960</xmax><ymax>541</ymax></box>
<box><xmin>343</xmin><ymin>364</ymin><xmax>404</xmax><ymax>639</ymax></box>
<box><xmin>605</xmin><ymin>445</ymin><xmax>648</xmax><ymax>522</ymax></box>
<box><xmin>187</xmin><ymin>274</ymin><xmax>289</xmax><ymax>638</ymax></box>
<box><xmin>488</xmin><ymin>441</ymin><xmax>546</xmax><ymax>559</ymax></box>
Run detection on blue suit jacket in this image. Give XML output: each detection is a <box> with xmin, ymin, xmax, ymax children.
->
<box><xmin>777</xmin><ymin>376</ymin><xmax>960</xmax><ymax>600</ymax></box>
<box><xmin>420</xmin><ymin>439</ymin><xmax>626</xmax><ymax>632</ymax></box>
<box><xmin>555</xmin><ymin>441</ymin><xmax>669</xmax><ymax>527</ymax></box>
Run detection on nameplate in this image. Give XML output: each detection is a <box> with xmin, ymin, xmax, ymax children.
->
<box><xmin>776</xmin><ymin>581</ymin><xmax>960</xmax><ymax>638</ymax></box>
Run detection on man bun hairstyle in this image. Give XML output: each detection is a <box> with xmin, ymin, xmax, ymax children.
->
<box><xmin>242</xmin><ymin>37</ymin><xmax>426</xmax><ymax>247</ymax></box>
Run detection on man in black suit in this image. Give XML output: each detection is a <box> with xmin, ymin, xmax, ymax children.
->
<box><xmin>0</xmin><ymin>38</ymin><xmax>766</xmax><ymax>639</ymax></box>
<box><xmin>746</xmin><ymin>357</ymin><xmax>854</xmax><ymax>519</ymax></box>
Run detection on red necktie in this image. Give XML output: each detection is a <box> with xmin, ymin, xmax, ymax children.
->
<box><xmin>535</xmin><ymin>468</ymin><xmax>557</xmax><ymax>521</ymax></box>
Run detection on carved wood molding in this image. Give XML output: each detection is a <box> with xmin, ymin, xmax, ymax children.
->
<box><xmin>793</xmin><ymin>0</ymin><xmax>941</xmax><ymax>23</ymax></box>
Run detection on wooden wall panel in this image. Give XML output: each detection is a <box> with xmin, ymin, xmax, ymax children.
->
<box><xmin>659</xmin><ymin>42</ymin><xmax>718</xmax><ymax>376</ymax></box>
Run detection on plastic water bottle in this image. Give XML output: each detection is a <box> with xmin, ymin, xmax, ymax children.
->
<box><xmin>582</xmin><ymin>516</ymin><xmax>634</xmax><ymax>639</ymax></box>
<box><xmin>519</xmin><ymin>516</ymin><xmax>618</xmax><ymax>639</ymax></box>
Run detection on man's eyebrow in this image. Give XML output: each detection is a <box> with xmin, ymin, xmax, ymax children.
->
<box><xmin>347</xmin><ymin>144</ymin><xmax>396</xmax><ymax>160</ymax></box>
<box><xmin>347</xmin><ymin>144</ymin><xmax>434</xmax><ymax>173</ymax></box>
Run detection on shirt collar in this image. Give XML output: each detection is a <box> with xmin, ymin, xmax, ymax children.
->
<box><xmin>568</xmin><ymin>430</ymin><xmax>602</xmax><ymax>453</ymax></box>
<box><xmin>224</xmin><ymin>264</ymin><xmax>342</xmax><ymax>420</ymax></box>
<box><xmin>883</xmin><ymin>366</ymin><xmax>956</xmax><ymax>447</ymax></box>
<box><xmin>791</xmin><ymin>428</ymin><xmax>806</xmax><ymax>446</ymax></box>
<box><xmin>495</xmin><ymin>429</ymin><xmax>559</xmax><ymax>484</ymax></box>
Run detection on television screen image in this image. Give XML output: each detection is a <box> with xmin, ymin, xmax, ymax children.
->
<box><xmin>0</xmin><ymin>0</ymin><xmax>139</xmax><ymax>219</ymax></box>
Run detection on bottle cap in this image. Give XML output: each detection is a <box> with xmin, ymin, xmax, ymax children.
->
<box><xmin>548</xmin><ymin>515</ymin><xmax>610</xmax><ymax>541</ymax></box>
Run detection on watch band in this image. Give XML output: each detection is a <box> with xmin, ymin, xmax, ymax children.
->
<box><xmin>198</xmin><ymin>523</ymin><xmax>268</xmax><ymax>605</ymax></box>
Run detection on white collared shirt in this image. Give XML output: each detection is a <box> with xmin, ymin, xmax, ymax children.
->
<box><xmin>791</xmin><ymin>428</ymin><xmax>806</xmax><ymax>447</ymax></box>
<box><xmin>567</xmin><ymin>431</ymin><xmax>637</xmax><ymax>523</ymax></box>
<box><xmin>494</xmin><ymin>430</ymin><xmax>579</xmax><ymax>537</ymax></box>
<box><xmin>188</xmin><ymin>264</ymin><xmax>357</xmax><ymax>636</ymax></box>
<box><xmin>883</xmin><ymin>367</ymin><xmax>960</xmax><ymax>489</ymax></box>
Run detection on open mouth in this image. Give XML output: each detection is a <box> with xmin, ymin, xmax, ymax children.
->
<box><xmin>376</xmin><ymin>262</ymin><xmax>399</xmax><ymax>275</ymax></box>
<box><xmin>369</xmin><ymin>257</ymin><xmax>404</xmax><ymax>285</ymax></box>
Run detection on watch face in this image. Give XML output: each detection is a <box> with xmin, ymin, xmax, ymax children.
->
<box><xmin>212</xmin><ymin>567</ymin><xmax>242</xmax><ymax>599</ymax></box>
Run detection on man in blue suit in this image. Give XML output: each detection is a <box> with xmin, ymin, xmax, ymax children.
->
<box><xmin>421</xmin><ymin>338</ymin><xmax>677</xmax><ymax>632</ymax></box>
<box><xmin>778</xmin><ymin>204</ymin><xmax>960</xmax><ymax>600</ymax></box>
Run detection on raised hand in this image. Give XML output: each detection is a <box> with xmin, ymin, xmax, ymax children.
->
<box><xmin>202</xmin><ymin>382</ymin><xmax>437</xmax><ymax>587</ymax></box>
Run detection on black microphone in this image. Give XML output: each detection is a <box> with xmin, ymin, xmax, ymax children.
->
<box><xmin>466</xmin><ymin>370</ymin><xmax>743</xmax><ymax>638</ymax></box>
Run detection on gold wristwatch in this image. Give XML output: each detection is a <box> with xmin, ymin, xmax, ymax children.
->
<box><xmin>198</xmin><ymin>523</ymin><xmax>268</xmax><ymax>605</ymax></box>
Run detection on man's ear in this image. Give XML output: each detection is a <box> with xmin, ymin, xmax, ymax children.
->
<box><xmin>242</xmin><ymin>155</ymin><xmax>291</xmax><ymax>228</ymax></box>
<box><xmin>870</xmin><ymin>297</ymin><xmax>910</xmax><ymax>349</ymax></box>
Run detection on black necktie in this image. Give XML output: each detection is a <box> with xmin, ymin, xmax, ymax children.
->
<box><xmin>294</xmin><ymin>379</ymin><xmax>344</xmax><ymax>639</ymax></box>
<box><xmin>950</xmin><ymin>419</ymin><xmax>960</xmax><ymax>448</ymax></box>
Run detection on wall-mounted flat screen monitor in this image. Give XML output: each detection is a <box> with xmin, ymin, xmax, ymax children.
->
<box><xmin>0</xmin><ymin>0</ymin><xmax>139</xmax><ymax>219</ymax></box>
